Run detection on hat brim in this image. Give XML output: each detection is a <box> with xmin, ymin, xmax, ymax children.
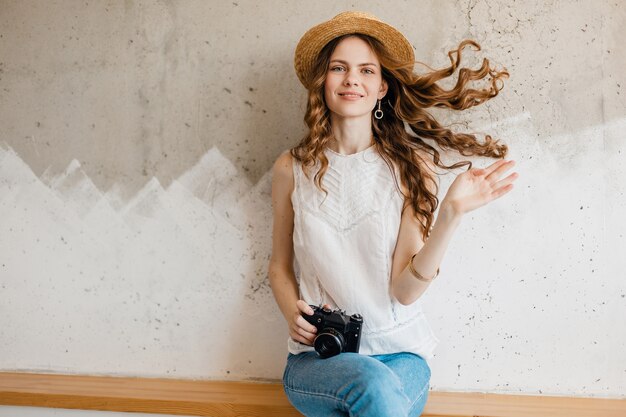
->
<box><xmin>294</xmin><ymin>12</ymin><xmax>415</xmax><ymax>89</ymax></box>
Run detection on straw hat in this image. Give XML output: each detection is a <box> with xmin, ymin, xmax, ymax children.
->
<box><xmin>294</xmin><ymin>11</ymin><xmax>415</xmax><ymax>89</ymax></box>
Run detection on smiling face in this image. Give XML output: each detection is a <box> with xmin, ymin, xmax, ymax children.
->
<box><xmin>323</xmin><ymin>36</ymin><xmax>388</xmax><ymax>122</ymax></box>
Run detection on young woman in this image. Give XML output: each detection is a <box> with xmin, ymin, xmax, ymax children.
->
<box><xmin>268</xmin><ymin>11</ymin><xmax>518</xmax><ymax>417</ymax></box>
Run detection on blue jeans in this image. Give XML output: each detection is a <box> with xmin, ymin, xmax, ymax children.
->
<box><xmin>282</xmin><ymin>351</ymin><xmax>431</xmax><ymax>417</ymax></box>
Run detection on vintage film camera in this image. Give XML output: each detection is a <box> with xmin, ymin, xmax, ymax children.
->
<box><xmin>302</xmin><ymin>305</ymin><xmax>363</xmax><ymax>358</ymax></box>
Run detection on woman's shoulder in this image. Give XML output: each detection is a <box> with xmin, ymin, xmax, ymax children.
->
<box><xmin>272</xmin><ymin>149</ymin><xmax>294</xmax><ymax>173</ymax></box>
<box><xmin>271</xmin><ymin>149</ymin><xmax>295</xmax><ymax>190</ymax></box>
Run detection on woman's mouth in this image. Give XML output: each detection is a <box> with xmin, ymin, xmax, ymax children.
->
<box><xmin>338</xmin><ymin>92</ymin><xmax>364</xmax><ymax>100</ymax></box>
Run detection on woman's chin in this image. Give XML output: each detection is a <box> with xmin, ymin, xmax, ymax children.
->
<box><xmin>329</xmin><ymin>110</ymin><xmax>374</xmax><ymax>121</ymax></box>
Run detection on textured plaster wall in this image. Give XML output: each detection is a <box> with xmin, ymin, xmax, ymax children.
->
<box><xmin>0</xmin><ymin>0</ymin><xmax>625</xmax><ymax>400</ymax></box>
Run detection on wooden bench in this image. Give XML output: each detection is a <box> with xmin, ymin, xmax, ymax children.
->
<box><xmin>1</xmin><ymin>372</ymin><xmax>624</xmax><ymax>416</ymax></box>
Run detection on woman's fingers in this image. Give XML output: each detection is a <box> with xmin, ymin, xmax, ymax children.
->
<box><xmin>472</xmin><ymin>159</ymin><xmax>513</xmax><ymax>181</ymax></box>
<box><xmin>290</xmin><ymin>330</ymin><xmax>314</xmax><ymax>345</ymax></box>
<box><xmin>296</xmin><ymin>299</ymin><xmax>314</xmax><ymax>315</ymax></box>
<box><xmin>296</xmin><ymin>324</ymin><xmax>316</xmax><ymax>339</ymax></box>
<box><xmin>296</xmin><ymin>313</ymin><xmax>318</xmax><ymax>334</ymax></box>
<box><xmin>491</xmin><ymin>172</ymin><xmax>518</xmax><ymax>198</ymax></box>
<box><xmin>295</xmin><ymin>300</ymin><xmax>317</xmax><ymax>333</ymax></box>
<box><xmin>290</xmin><ymin>301</ymin><xmax>318</xmax><ymax>345</ymax></box>
<box><xmin>291</xmin><ymin>326</ymin><xmax>316</xmax><ymax>344</ymax></box>
<box><xmin>494</xmin><ymin>172</ymin><xmax>518</xmax><ymax>189</ymax></box>
<box><xmin>482</xmin><ymin>158</ymin><xmax>509</xmax><ymax>176</ymax></box>
<box><xmin>291</xmin><ymin>318</ymin><xmax>317</xmax><ymax>345</ymax></box>
<box><xmin>485</xmin><ymin>160</ymin><xmax>516</xmax><ymax>184</ymax></box>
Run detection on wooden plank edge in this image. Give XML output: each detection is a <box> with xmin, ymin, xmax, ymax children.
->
<box><xmin>1</xmin><ymin>372</ymin><xmax>625</xmax><ymax>417</ymax></box>
<box><xmin>0</xmin><ymin>392</ymin><xmax>301</xmax><ymax>417</ymax></box>
<box><xmin>423</xmin><ymin>391</ymin><xmax>626</xmax><ymax>417</ymax></box>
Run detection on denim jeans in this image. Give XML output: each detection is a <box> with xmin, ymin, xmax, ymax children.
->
<box><xmin>282</xmin><ymin>351</ymin><xmax>431</xmax><ymax>417</ymax></box>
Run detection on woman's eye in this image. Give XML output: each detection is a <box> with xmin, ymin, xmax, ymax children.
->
<box><xmin>329</xmin><ymin>66</ymin><xmax>374</xmax><ymax>74</ymax></box>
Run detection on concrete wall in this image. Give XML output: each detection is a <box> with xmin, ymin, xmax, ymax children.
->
<box><xmin>1</xmin><ymin>0</ymin><xmax>624</xmax><ymax>399</ymax></box>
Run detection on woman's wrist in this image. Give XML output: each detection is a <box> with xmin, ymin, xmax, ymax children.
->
<box><xmin>439</xmin><ymin>199</ymin><xmax>464</xmax><ymax>224</ymax></box>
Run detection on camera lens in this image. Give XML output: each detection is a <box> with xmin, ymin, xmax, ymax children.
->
<box><xmin>314</xmin><ymin>328</ymin><xmax>345</xmax><ymax>359</ymax></box>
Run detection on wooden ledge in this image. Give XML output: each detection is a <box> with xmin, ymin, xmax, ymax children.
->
<box><xmin>0</xmin><ymin>372</ymin><xmax>297</xmax><ymax>416</ymax></box>
<box><xmin>1</xmin><ymin>372</ymin><xmax>625</xmax><ymax>417</ymax></box>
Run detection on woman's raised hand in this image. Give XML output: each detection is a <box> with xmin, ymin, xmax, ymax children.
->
<box><xmin>443</xmin><ymin>159</ymin><xmax>518</xmax><ymax>215</ymax></box>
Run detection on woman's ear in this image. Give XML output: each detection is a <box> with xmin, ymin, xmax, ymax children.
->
<box><xmin>378</xmin><ymin>79</ymin><xmax>388</xmax><ymax>100</ymax></box>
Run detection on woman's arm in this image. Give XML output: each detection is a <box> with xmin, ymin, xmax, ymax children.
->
<box><xmin>268</xmin><ymin>150</ymin><xmax>318</xmax><ymax>345</ymax></box>
<box><xmin>391</xmin><ymin>159</ymin><xmax>518</xmax><ymax>305</ymax></box>
<box><xmin>390</xmin><ymin>201</ymin><xmax>462</xmax><ymax>305</ymax></box>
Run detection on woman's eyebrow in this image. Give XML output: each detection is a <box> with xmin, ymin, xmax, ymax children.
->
<box><xmin>329</xmin><ymin>59</ymin><xmax>379</xmax><ymax>67</ymax></box>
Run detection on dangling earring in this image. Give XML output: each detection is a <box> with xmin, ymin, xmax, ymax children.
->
<box><xmin>374</xmin><ymin>99</ymin><xmax>384</xmax><ymax>120</ymax></box>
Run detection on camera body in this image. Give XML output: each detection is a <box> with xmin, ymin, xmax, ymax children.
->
<box><xmin>302</xmin><ymin>305</ymin><xmax>363</xmax><ymax>359</ymax></box>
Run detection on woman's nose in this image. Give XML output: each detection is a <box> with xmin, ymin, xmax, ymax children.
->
<box><xmin>343</xmin><ymin>71</ymin><xmax>359</xmax><ymax>86</ymax></box>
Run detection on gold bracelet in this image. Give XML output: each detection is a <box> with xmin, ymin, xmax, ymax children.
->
<box><xmin>407</xmin><ymin>253</ymin><xmax>440</xmax><ymax>282</ymax></box>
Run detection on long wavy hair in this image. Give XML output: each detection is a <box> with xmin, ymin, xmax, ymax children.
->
<box><xmin>290</xmin><ymin>34</ymin><xmax>509</xmax><ymax>241</ymax></box>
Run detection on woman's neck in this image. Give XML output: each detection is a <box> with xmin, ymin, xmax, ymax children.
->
<box><xmin>328</xmin><ymin>114</ymin><xmax>374</xmax><ymax>155</ymax></box>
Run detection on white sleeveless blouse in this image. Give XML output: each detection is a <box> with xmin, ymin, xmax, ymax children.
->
<box><xmin>288</xmin><ymin>144</ymin><xmax>439</xmax><ymax>360</ymax></box>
